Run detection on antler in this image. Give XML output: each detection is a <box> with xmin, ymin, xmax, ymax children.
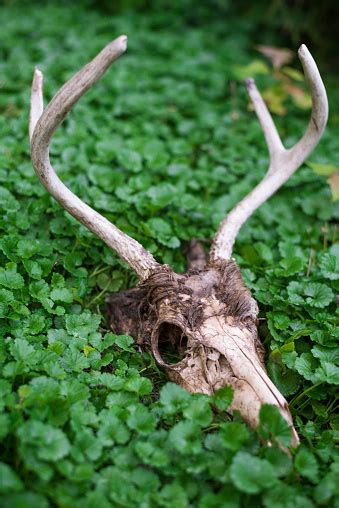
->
<box><xmin>210</xmin><ymin>45</ymin><xmax>328</xmax><ymax>262</ymax></box>
<box><xmin>29</xmin><ymin>36</ymin><xmax>160</xmax><ymax>281</ymax></box>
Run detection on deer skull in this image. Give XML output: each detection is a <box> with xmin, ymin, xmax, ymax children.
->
<box><xmin>107</xmin><ymin>260</ymin><xmax>299</xmax><ymax>446</ymax></box>
<box><xmin>29</xmin><ymin>35</ymin><xmax>328</xmax><ymax>448</ymax></box>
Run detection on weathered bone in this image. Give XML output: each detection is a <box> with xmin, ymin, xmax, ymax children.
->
<box><xmin>107</xmin><ymin>260</ymin><xmax>299</xmax><ymax>446</ymax></box>
<box><xmin>30</xmin><ymin>37</ymin><xmax>328</xmax><ymax>448</ymax></box>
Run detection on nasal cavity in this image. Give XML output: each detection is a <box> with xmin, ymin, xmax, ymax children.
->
<box><xmin>157</xmin><ymin>322</ymin><xmax>188</xmax><ymax>365</ymax></box>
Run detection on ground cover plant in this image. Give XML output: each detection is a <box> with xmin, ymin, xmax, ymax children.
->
<box><xmin>0</xmin><ymin>2</ymin><xmax>338</xmax><ymax>507</ymax></box>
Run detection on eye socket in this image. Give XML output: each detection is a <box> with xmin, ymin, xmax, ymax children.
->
<box><xmin>156</xmin><ymin>322</ymin><xmax>188</xmax><ymax>365</ymax></box>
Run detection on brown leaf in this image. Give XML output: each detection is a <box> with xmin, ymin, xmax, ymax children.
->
<box><xmin>284</xmin><ymin>83</ymin><xmax>312</xmax><ymax>109</ymax></box>
<box><xmin>256</xmin><ymin>45</ymin><xmax>294</xmax><ymax>70</ymax></box>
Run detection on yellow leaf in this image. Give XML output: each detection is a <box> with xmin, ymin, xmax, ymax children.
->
<box><xmin>83</xmin><ymin>345</ymin><xmax>95</xmax><ymax>357</ymax></box>
<box><xmin>262</xmin><ymin>88</ymin><xmax>286</xmax><ymax>116</ymax></box>
<box><xmin>283</xmin><ymin>66</ymin><xmax>305</xmax><ymax>82</ymax></box>
<box><xmin>271</xmin><ymin>342</ymin><xmax>295</xmax><ymax>357</ymax></box>
<box><xmin>306</xmin><ymin>161</ymin><xmax>338</xmax><ymax>176</ymax></box>
<box><xmin>233</xmin><ymin>60</ymin><xmax>270</xmax><ymax>80</ymax></box>
<box><xmin>328</xmin><ymin>171</ymin><xmax>339</xmax><ymax>201</ymax></box>
<box><xmin>18</xmin><ymin>385</ymin><xmax>30</xmax><ymax>399</ymax></box>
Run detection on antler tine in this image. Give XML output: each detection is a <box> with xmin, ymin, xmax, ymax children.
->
<box><xmin>210</xmin><ymin>45</ymin><xmax>328</xmax><ymax>262</ymax></box>
<box><xmin>29</xmin><ymin>67</ymin><xmax>43</xmax><ymax>142</ymax></box>
<box><xmin>245</xmin><ymin>77</ymin><xmax>284</xmax><ymax>164</ymax></box>
<box><xmin>287</xmin><ymin>44</ymin><xmax>328</xmax><ymax>167</ymax></box>
<box><xmin>30</xmin><ymin>36</ymin><xmax>160</xmax><ymax>281</ymax></box>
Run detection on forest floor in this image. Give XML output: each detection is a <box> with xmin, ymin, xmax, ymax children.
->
<box><xmin>0</xmin><ymin>2</ymin><xmax>338</xmax><ymax>507</ymax></box>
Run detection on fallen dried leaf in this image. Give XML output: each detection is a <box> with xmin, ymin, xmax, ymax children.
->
<box><xmin>256</xmin><ymin>45</ymin><xmax>294</xmax><ymax>69</ymax></box>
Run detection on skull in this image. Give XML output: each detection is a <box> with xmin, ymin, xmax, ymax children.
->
<box><xmin>147</xmin><ymin>262</ymin><xmax>299</xmax><ymax>446</ymax></box>
<box><xmin>108</xmin><ymin>260</ymin><xmax>299</xmax><ymax>446</ymax></box>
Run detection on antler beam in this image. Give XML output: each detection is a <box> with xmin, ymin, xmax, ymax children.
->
<box><xmin>30</xmin><ymin>36</ymin><xmax>160</xmax><ymax>281</ymax></box>
<box><xmin>210</xmin><ymin>45</ymin><xmax>328</xmax><ymax>262</ymax></box>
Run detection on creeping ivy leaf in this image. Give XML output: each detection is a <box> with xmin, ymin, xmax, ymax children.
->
<box><xmin>275</xmin><ymin>257</ymin><xmax>304</xmax><ymax>277</ymax></box>
<box><xmin>319</xmin><ymin>253</ymin><xmax>339</xmax><ymax>280</ymax></box>
<box><xmin>0</xmin><ymin>264</ymin><xmax>24</xmax><ymax>289</ymax></box>
<box><xmin>294</xmin><ymin>353</ymin><xmax>318</xmax><ymax>382</ymax></box>
<box><xmin>315</xmin><ymin>362</ymin><xmax>339</xmax><ymax>385</ymax></box>
<box><xmin>65</xmin><ymin>312</ymin><xmax>101</xmax><ymax>337</ymax></box>
<box><xmin>50</xmin><ymin>287</ymin><xmax>73</xmax><ymax>303</ymax></box>
<box><xmin>311</xmin><ymin>345</ymin><xmax>339</xmax><ymax>364</ymax></box>
<box><xmin>127</xmin><ymin>405</ymin><xmax>156</xmax><ymax>435</ymax></box>
<box><xmin>263</xmin><ymin>482</ymin><xmax>316</xmax><ymax>508</ymax></box>
<box><xmin>9</xmin><ymin>339</ymin><xmax>36</xmax><ymax>364</ymax></box>
<box><xmin>303</xmin><ymin>282</ymin><xmax>334</xmax><ymax>308</ymax></box>
<box><xmin>267</xmin><ymin>361</ymin><xmax>301</xmax><ymax>396</ymax></box>
<box><xmin>0</xmin><ymin>462</ymin><xmax>23</xmax><ymax>493</ymax></box>
<box><xmin>113</xmin><ymin>335</ymin><xmax>135</xmax><ymax>352</ymax></box>
<box><xmin>287</xmin><ymin>281</ymin><xmax>305</xmax><ymax>306</ymax></box>
<box><xmin>183</xmin><ymin>396</ymin><xmax>213</xmax><ymax>427</ymax></box>
<box><xmin>159</xmin><ymin>383</ymin><xmax>190</xmax><ymax>415</ymax></box>
<box><xmin>29</xmin><ymin>279</ymin><xmax>50</xmax><ymax>300</ymax></box>
<box><xmin>259</xmin><ymin>404</ymin><xmax>292</xmax><ymax>447</ymax></box>
<box><xmin>220</xmin><ymin>422</ymin><xmax>250</xmax><ymax>451</ymax></box>
<box><xmin>314</xmin><ymin>471</ymin><xmax>339</xmax><ymax>505</ymax></box>
<box><xmin>0</xmin><ymin>414</ymin><xmax>10</xmax><ymax>440</ymax></box>
<box><xmin>230</xmin><ymin>452</ymin><xmax>278</xmax><ymax>493</ymax></box>
<box><xmin>169</xmin><ymin>420</ymin><xmax>202</xmax><ymax>455</ymax></box>
<box><xmin>212</xmin><ymin>385</ymin><xmax>234</xmax><ymax>410</ymax></box>
<box><xmin>156</xmin><ymin>483</ymin><xmax>188</xmax><ymax>508</ymax></box>
<box><xmin>145</xmin><ymin>217</ymin><xmax>180</xmax><ymax>248</ymax></box>
<box><xmin>0</xmin><ymin>288</ymin><xmax>14</xmax><ymax>317</ymax></box>
<box><xmin>145</xmin><ymin>183</ymin><xmax>177</xmax><ymax>209</ymax></box>
<box><xmin>0</xmin><ymin>492</ymin><xmax>49</xmax><ymax>508</ymax></box>
<box><xmin>117</xmin><ymin>148</ymin><xmax>142</xmax><ymax>172</ymax></box>
<box><xmin>287</xmin><ymin>281</ymin><xmax>334</xmax><ymax>308</ymax></box>
<box><xmin>124</xmin><ymin>376</ymin><xmax>152</xmax><ymax>396</ymax></box>
<box><xmin>295</xmin><ymin>448</ymin><xmax>319</xmax><ymax>483</ymax></box>
<box><xmin>17</xmin><ymin>421</ymin><xmax>70</xmax><ymax>461</ymax></box>
<box><xmin>16</xmin><ymin>239</ymin><xmax>41</xmax><ymax>259</ymax></box>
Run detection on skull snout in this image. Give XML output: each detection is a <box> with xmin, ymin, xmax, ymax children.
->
<box><xmin>150</xmin><ymin>312</ymin><xmax>299</xmax><ymax>447</ymax></box>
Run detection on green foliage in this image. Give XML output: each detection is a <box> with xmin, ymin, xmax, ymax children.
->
<box><xmin>0</xmin><ymin>2</ymin><xmax>338</xmax><ymax>507</ymax></box>
<box><xmin>230</xmin><ymin>452</ymin><xmax>279</xmax><ymax>494</ymax></box>
<box><xmin>259</xmin><ymin>404</ymin><xmax>292</xmax><ymax>447</ymax></box>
